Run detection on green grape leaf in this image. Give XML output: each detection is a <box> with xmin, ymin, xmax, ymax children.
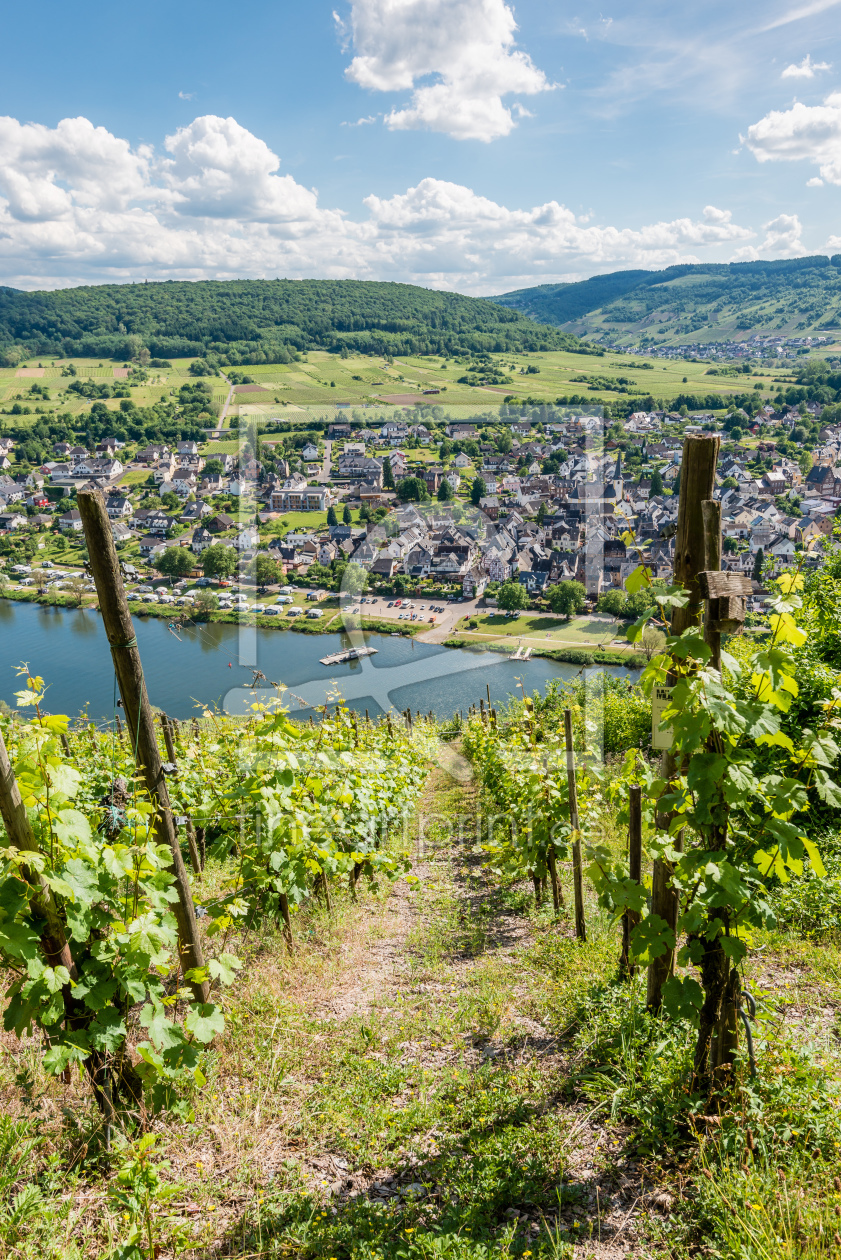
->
<box><xmin>814</xmin><ymin>768</ymin><xmax>841</xmax><ymax>809</ymax></box>
<box><xmin>89</xmin><ymin>1008</ymin><xmax>127</xmax><ymax>1052</ymax></box>
<box><xmin>140</xmin><ymin>997</ymin><xmax>183</xmax><ymax>1051</ymax></box>
<box><xmin>42</xmin><ymin>1034</ymin><xmax>90</xmax><ymax>1075</ymax></box>
<box><xmin>625</xmin><ymin>565</ymin><xmax>652</xmax><ymax>595</ymax></box>
<box><xmin>629</xmin><ymin>915</ymin><xmax>675</xmax><ymax>964</ymax></box>
<box><xmin>185</xmin><ymin>1003</ymin><xmax>225</xmax><ymax>1044</ymax></box>
<box><xmin>661</xmin><ymin>975</ymin><xmax>704</xmax><ymax>1024</ymax></box>
<box><xmin>208</xmin><ymin>954</ymin><xmax>242</xmax><ymax>987</ymax></box>
<box><xmin>720</xmin><ymin>937</ymin><xmax>748</xmax><ymax>964</ymax></box>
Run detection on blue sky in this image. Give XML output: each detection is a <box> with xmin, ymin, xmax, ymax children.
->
<box><xmin>0</xmin><ymin>0</ymin><xmax>839</xmax><ymax>293</ymax></box>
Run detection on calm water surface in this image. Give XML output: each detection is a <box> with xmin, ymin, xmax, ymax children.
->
<box><xmin>0</xmin><ymin>599</ymin><xmax>639</xmax><ymax>723</ymax></box>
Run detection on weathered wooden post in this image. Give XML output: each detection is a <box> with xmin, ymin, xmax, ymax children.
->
<box><xmin>647</xmin><ymin>434</ymin><xmax>719</xmax><ymax>1012</ymax></box>
<box><xmin>698</xmin><ymin>505</ymin><xmax>750</xmax><ymax>1076</ymax></box>
<box><xmin>77</xmin><ymin>488</ymin><xmax>209</xmax><ymax>1004</ymax></box>
<box><xmin>563</xmin><ymin>708</ymin><xmax>587</xmax><ymax>942</ymax></box>
<box><xmin>160</xmin><ymin>713</ymin><xmax>178</xmax><ymax>767</ymax></box>
<box><xmin>621</xmin><ymin>784</ymin><xmax>642</xmax><ymax>978</ymax></box>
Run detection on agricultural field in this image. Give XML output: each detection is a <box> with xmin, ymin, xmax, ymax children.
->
<box><xmin>0</xmin><ymin>347</ymin><xmax>824</xmax><ymax>440</ymax></box>
<box><xmin>230</xmin><ymin>348</ymin><xmax>799</xmax><ymax>414</ymax></box>
<box><xmin>0</xmin><ymin>357</ymin><xmax>217</xmax><ymax>430</ymax></box>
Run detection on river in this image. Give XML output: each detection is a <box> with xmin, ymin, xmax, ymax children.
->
<box><xmin>0</xmin><ymin>599</ymin><xmax>640</xmax><ymax>723</ymax></box>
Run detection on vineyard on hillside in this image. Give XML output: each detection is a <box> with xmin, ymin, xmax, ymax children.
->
<box><xmin>3</xmin><ymin>456</ymin><xmax>841</xmax><ymax>1257</ymax></box>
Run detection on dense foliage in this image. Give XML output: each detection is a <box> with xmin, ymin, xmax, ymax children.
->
<box><xmin>0</xmin><ymin>279</ymin><xmax>588</xmax><ymax>363</ymax></box>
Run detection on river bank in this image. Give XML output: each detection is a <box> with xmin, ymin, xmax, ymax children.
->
<box><xmin>1</xmin><ymin>588</ymin><xmax>423</xmax><ymax>639</ymax></box>
<box><xmin>443</xmin><ymin>635</ymin><xmax>645</xmax><ymax>668</ymax></box>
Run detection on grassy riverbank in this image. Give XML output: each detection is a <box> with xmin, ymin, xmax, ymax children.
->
<box><xmin>0</xmin><ymin>591</ymin><xmax>424</xmax><ymax>639</ymax></box>
<box><xmin>443</xmin><ymin>635</ymin><xmax>645</xmax><ymax>669</ymax></box>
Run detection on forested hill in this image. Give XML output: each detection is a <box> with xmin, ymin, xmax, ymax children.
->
<box><xmin>0</xmin><ymin>278</ymin><xmax>589</xmax><ymax>364</ymax></box>
<box><xmin>490</xmin><ymin>255</ymin><xmax>841</xmax><ymax>344</ymax></box>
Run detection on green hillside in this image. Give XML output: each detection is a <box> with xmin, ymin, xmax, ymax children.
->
<box><xmin>0</xmin><ymin>278</ymin><xmax>589</xmax><ymax>366</ymax></box>
<box><xmin>490</xmin><ymin>255</ymin><xmax>841</xmax><ymax>346</ymax></box>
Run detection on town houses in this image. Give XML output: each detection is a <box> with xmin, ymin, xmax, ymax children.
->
<box><xmin>0</xmin><ymin>401</ymin><xmax>835</xmax><ymax>614</ymax></box>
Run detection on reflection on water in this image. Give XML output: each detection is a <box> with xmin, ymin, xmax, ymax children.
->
<box><xmin>70</xmin><ymin>610</ymin><xmax>98</xmax><ymax>638</ymax></box>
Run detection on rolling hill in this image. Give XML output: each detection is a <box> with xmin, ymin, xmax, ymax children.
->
<box><xmin>490</xmin><ymin>255</ymin><xmax>841</xmax><ymax>346</ymax></box>
<box><xmin>0</xmin><ymin>278</ymin><xmax>590</xmax><ymax>366</ymax></box>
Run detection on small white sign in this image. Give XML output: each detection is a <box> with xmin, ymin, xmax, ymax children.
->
<box><xmin>652</xmin><ymin>685</ymin><xmax>674</xmax><ymax>750</ymax></box>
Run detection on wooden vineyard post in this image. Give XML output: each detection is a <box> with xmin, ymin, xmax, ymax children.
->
<box><xmin>276</xmin><ymin>892</ymin><xmax>294</xmax><ymax>953</ymax></box>
<box><xmin>647</xmin><ymin>434</ymin><xmax>719</xmax><ymax>1012</ymax></box>
<box><xmin>702</xmin><ymin>500</ymin><xmax>723</xmax><ymax>670</ymax></box>
<box><xmin>546</xmin><ymin>844</ymin><xmax>563</xmax><ymax>914</ymax></box>
<box><xmin>160</xmin><ymin>713</ymin><xmax>178</xmax><ymax>767</ymax></box>
<box><xmin>621</xmin><ymin>784</ymin><xmax>642</xmax><ymax>978</ymax></box>
<box><xmin>563</xmin><ymin>708</ymin><xmax>586</xmax><ymax>942</ymax></box>
<box><xmin>183</xmin><ymin>817</ymin><xmax>203</xmax><ymax>877</ymax></box>
<box><xmin>77</xmin><ymin>488</ymin><xmax>209</xmax><ymax>1004</ymax></box>
<box><xmin>697</xmin><ymin>504</ymin><xmax>749</xmax><ymax>1077</ymax></box>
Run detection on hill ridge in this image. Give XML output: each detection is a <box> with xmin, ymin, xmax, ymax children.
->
<box><xmin>0</xmin><ymin>277</ymin><xmax>590</xmax><ymax>366</ymax></box>
<box><xmin>489</xmin><ymin>255</ymin><xmax>841</xmax><ymax>347</ymax></box>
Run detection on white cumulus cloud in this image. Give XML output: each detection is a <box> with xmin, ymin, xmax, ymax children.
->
<box><xmin>746</xmin><ymin>90</ymin><xmax>841</xmax><ymax>183</ymax></box>
<box><xmin>733</xmin><ymin>213</ymin><xmax>805</xmax><ymax>260</ymax></box>
<box><xmin>0</xmin><ymin>112</ymin><xmax>763</xmax><ymax>293</ymax></box>
<box><xmin>338</xmin><ymin>0</ymin><xmax>552</xmax><ymax>141</ymax></box>
<box><xmin>781</xmin><ymin>53</ymin><xmax>831</xmax><ymax>77</ymax></box>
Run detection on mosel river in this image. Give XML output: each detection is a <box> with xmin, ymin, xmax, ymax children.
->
<box><xmin>0</xmin><ymin>599</ymin><xmax>640</xmax><ymax>723</ymax></box>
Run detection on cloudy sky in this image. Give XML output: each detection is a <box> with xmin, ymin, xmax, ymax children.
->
<box><xmin>0</xmin><ymin>0</ymin><xmax>839</xmax><ymax>294</ymax></box>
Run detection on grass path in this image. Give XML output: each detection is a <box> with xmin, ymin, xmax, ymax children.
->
<box><xmin>157</xmin><ymin>754</ymin><xmax>669</xmax><ymax>1259</ymax></box>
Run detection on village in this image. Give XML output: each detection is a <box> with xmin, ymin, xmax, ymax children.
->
<box><xmin>0</xmin><ymin>395</ymin><xmax>834</xmax><ymax>643</ymax></box>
